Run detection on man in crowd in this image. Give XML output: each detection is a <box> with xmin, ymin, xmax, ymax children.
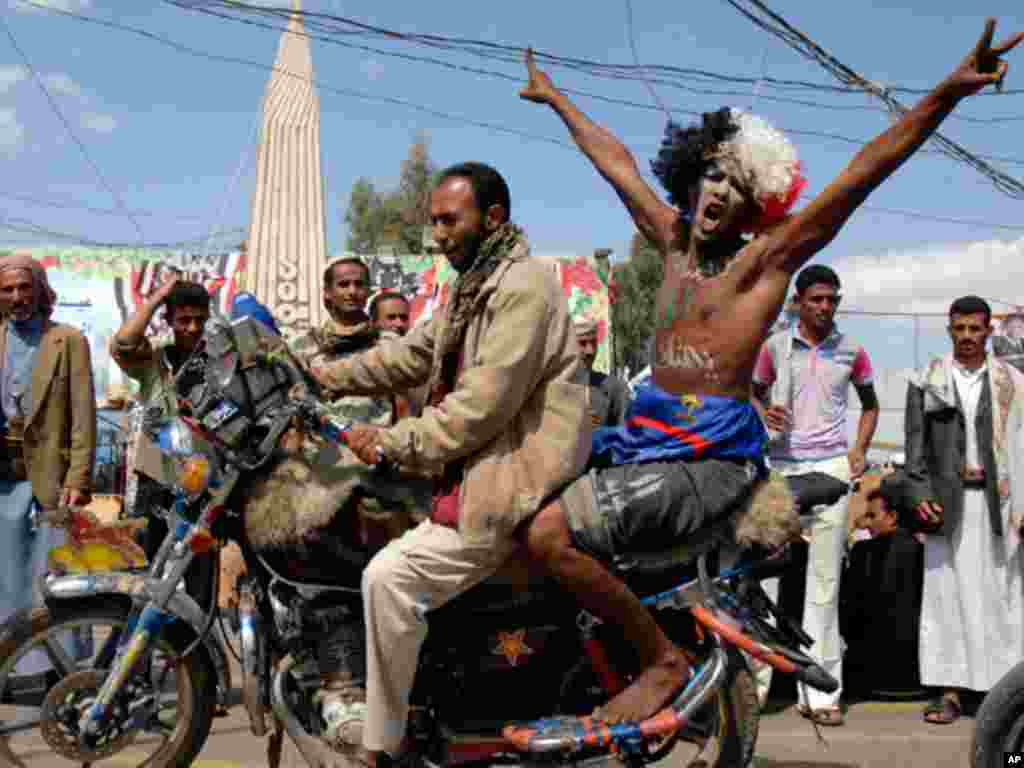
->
<box><xmin>111</xmin><ymin>277</ymin><xmax>215</xmax><ymax>609</ymax></box>
<box><xmin>514</xmin><ymin>21</ymin><xmax>1022</xmax><ymax>724</ymax></box>
<box><xmin>574</xmin><ymin>315</ymin><xmax>630</xmax><ymax>427</ymax></box>
<box><xmin>370</xmin><ymin>291</ymin><xmax>411</xmax><ymax>338</ymax></box>
<box><xmin>0</xmin><ymin>254</ymin><xmax>96</xmax><ymax>681</ymax></box>
<box><xmin>291</xmin><ymin>258</ymin><xmax>396</xmax><ymax>428</ymax></box>
<box><xmin>309</xmin><ymin>161</ymin><xmax>589</xmax><ymax>767</ymax></box>
<box><xmin>751</xmin><ymin>265</ymin><xmax>879</xmax><ymax>726</ymax></box>
<box><xmin>904</xmin><ymin>295</ymin><xmax>1024</xmax><ymax>724</ymax></box>
<box><xmin>840</xmin><ymin>471</ymin><xmax>924</xmax><ymax>699</ymax></box>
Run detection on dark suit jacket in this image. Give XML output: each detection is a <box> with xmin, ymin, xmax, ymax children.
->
<box><xmin>904</xmin><ymin>375</ymin><xmax>1001</xmax><ymax>537</ymax></box>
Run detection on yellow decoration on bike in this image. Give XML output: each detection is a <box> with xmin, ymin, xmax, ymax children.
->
<box><xmin>178</xmin><ymin>455</ymin><xmax>213</xmax><ymax>496</ymax></box>
<box><xmin>47</xmin><ymin>542</ymin><xmax>145</xmax><ymax>575</ymax></box>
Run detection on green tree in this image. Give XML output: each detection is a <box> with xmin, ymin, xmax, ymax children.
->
<box><xmin>612</xmin><ymin>232</ymin><xmax>664</xmax><ymax>376</ymax></box>
<box><xmin>342</xmin><ymin>132</ymin><xmax>438</xmax><ymax>255</ymax></box>
<box><xmin>391</xmin><ymin>132</ymin><xmax>438</xmax><ymax>253</ymax></box>
<box><xmin>344</xmin><ymin>177</ymin><xmax>387</xmax><ymax>253</ymax></box>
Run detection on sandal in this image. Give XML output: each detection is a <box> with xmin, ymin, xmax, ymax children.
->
<box><xmin>797</xmin><ymin>705</ymin><xmax>844</xmax><ymax>726</ymax></box>
<box><xmin>923</xmin><ymin>696</ymin><xmax>961</xmax><ymax>725</ymax></box>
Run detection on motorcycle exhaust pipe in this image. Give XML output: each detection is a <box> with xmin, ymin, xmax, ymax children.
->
<box><xmin>505</xmin><ymin>646</ymin><xmax>729</xmax><ymax>754</ymax></box>
<box><xmin>270</xmin><ymin>653</ymin><xmax>363</xmax><ymax>768</ymax></box>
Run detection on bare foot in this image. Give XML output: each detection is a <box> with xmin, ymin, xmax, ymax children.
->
<box><xmin>596</xmin><ymin>648</ymin><xmax>690</xmax><ymax>723</ymax></box>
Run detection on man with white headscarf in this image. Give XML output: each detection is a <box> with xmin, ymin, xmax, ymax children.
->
<box><xmin>0</xmin><ymin>254</ymin><xmax>96</xmax><ymax>684</ymax></box>
<box><xmin>574</xmin><ymin>314</ymin><xmax>630</xmax><ymax>427</ymax></box>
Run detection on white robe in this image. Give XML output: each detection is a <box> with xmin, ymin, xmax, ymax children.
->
<box><xmin>919</xmin><ymin>363</ymin><xmax>1024</xmax><ymax>691</ymax></box>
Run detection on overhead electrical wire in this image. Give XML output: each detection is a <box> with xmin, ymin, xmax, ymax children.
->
<box><xmin>623</xmin><ymin>0</ymin><xmax>672</xmax><ymax>122</ymax></box>
<box><xmin>0</xmin><ymin>13</ymin><xmax>147</xmax><ymax>242</ymax></box>
<box><xmin>166</xmin><ymin>0</ymin><xmax>1024</xmax><ymax>126</ymax></box>
<box><xmin>0</xmin><ymin>217</ymin><xmax>245</xmax><ymax>249</ymax></box>
<box><xmin>719</xmin><ymin>0</ymin><xmax>1024</xmax><ymax>199</ymax></box>
<box><xmin>177</xmin><ymin>0</ymin><xmax>1024</xmax><ymax>99</ymax></box>
<box><xmin>12</xmin><ymin>0</ymin><xmax>1024</xmax><ymax>235</ymax></box>
<box><xmin>0</xmin><ymin>192</ymin><xmax>211</xmax><ymax>221</ymax></box>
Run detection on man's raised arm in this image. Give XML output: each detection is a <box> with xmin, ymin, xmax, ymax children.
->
<box><xmin>762</xmin><ymin>19</ymin><xmax>1023</xmax><ymax>278</ymax></box>
<box><xmin>520</xmin><ymin>49</ymin><xmax>677</xmax><ymax>253</ymax></box>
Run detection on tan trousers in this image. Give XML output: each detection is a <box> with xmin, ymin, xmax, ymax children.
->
<box><xmin>362</xmin><ymin>519</ymin><xmax>515</xmax><ymax>753</ymax></box>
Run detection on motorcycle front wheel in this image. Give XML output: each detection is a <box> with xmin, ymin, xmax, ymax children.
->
<box><xmin>973</xmin><ymin>660</ymin><xmax>1024</xmax><ymax>767</ymax></box>
<box><xmin>672</xmin><ymin>646</ymin><xmax>759</xmax><ymax>768</ymax></box>
<box><xmin>0</xmin><ymin>596</ymin><xmax>216</xmax><ymax>768</ymax></box>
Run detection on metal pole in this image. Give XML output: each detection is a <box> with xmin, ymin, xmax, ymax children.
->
<box><xmin>914</xmin><ymin>314</ymin><xmax>921</xmax><ymax>370</ymax></box>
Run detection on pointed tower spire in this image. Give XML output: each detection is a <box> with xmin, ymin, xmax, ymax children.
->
<box><xmin>244</xmin><ymin>0</ymin><xmax>327</xmax><ymax>337</ymax></box>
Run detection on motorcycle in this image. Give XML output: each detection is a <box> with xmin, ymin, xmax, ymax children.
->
<box><xmin>972</xmin><ymin>661</ymin><xmax>1024</xmax><ymax>765</ymax></box>
<box><xmin>0</xmin><ymin>313</ymin><xmax>839</xmax><ymax>768</ymax></box>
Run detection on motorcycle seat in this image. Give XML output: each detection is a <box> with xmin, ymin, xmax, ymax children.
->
<box><xmin>608</xmin><ymin>514</ymin><xmax>736</xmax><ymax>578</ymax></box>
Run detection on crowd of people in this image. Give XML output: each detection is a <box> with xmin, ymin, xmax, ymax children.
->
<box><xmin>0</xmin><ymin>17</ymin><xmax>1021</xmax><ymax>765</ymax></box>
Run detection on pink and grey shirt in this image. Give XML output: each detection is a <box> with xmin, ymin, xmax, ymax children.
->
<box><xmin>753</xmin><ymin>326</ymin><xmax>873</xmax><ymax>462</ymax></box>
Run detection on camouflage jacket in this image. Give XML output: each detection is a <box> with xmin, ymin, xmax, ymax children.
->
<box><xmin>290</xmin><ymin>317</ymin><xmax>395</xmax><ymax>427</ymax></box>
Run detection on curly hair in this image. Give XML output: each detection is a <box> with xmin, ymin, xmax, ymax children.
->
<box><xmin>651</xmin><ymin>107</ymin><xmax>737</xmax><ymax>212</ymax></box>
<box><xmin>650</xmin><ymin>107</ymin><xmax>805</xmax><ymax>232</ymax></box>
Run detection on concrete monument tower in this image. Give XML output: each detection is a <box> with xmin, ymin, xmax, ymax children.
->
<box><xmin>244</xmin><ymin>0</ymin><xmax>327</xmax><ymax>337</ymax></box>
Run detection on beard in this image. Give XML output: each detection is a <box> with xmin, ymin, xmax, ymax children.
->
<box><xmin>451</xmin><ymin>228</ymin><xmax>486</xmax><ymax>273</ymax></box>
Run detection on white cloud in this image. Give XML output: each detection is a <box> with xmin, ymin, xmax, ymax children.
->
<box><xmin>81</xmin><ymin>111</ymin><xmax>116</xmax><ymax>133</ymax></box>
<box><xmin>835</xmin><ymin>237</ymin><xmax>1024</xmax><ymax>316</ymax></box>
<box><xmin>10</xmin><ymin>0</ymin><xmax>91</xmax><ymax>12</ymax></box>
<box><xmin>0</xmin><ymin>66</ymin><xmax>27</xmax><ymax>95</ymax></box>
<box><xmin>0</xmin><ymin>108</ymin><xmax>25</xmax><ymax>155</ymax></box>
<box><xmin>42</xmin><ymin>72</ymin><xmax>81</xmax><ymax>99</ymax></box>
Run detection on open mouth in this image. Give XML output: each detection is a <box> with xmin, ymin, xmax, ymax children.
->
<box><xmin>701</xmin><ymin>202</ymin><xmax>725</xmax><ymax>231</ymax></box>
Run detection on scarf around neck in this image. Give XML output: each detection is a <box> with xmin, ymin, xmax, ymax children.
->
<box><xmin>311</xmin><ymin>316</ymin><xmax>379</xmax><ymax>357</ymax></box>
<box><xmin>425</xmin><ymin>222</ymin><xmax>528</xmax><ymax>405</ymax></box>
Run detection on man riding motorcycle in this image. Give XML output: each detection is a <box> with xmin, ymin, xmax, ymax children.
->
<box><xmin>309</xmin><ymin>161</ymin><xmax>590</xmax><ymax>768</ymax></box>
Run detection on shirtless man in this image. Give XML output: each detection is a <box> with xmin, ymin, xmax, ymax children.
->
<box><xmin>517</xmin><ymin>21</ymin><xmax>1023</xmax><ymax>724</ymax></box>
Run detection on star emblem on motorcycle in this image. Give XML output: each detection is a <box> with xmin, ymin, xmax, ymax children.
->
<box><xmin>492</xmin><ymin>630</ymin><xmax>534</xmax><ymax>667</ymax></box>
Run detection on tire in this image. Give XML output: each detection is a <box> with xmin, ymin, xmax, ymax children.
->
<box><xmin>0</xmin><ymin>596</ymin><xmax>217</xmax><ymax>768</ymax></box>
<box><xmin>675</xmin><ymin>646</ymin><xmax>759</xmax><ymax>768</ymax></box>
<box><xmin>972</xmin><ymin>660</ymin><xmax>1024</xmax><ymax>767</ymax></box>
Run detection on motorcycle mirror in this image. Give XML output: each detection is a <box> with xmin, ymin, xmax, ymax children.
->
<box><xmin>209</xmin><ymin>351</ymin><xmax>239</xmax><ymax>390</ymax></box>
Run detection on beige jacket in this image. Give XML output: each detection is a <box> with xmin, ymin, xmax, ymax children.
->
<box><xmin>2</xmin><ymin>320</ymin><xmax>97</xmax><ymax>509</ymax></box>
<box><xmin>314</xmin><ymin>251</ymin><xmax>591</xmax><ymax>546</ymax></box>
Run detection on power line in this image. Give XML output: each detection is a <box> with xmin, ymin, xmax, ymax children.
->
<box><xmin>0</xmin><ymin>191</ymin><xmax>210</xmax><ymax>221</ymax></box>
<box><xmin>623</xmin><ymin>0</ymin><xmax>672</xmax><ymax>122</ymax></box>
<box><xmin>0</xmin><ymin>216</ymin><xmax>244</xmax><ymax>249</ymax></box>
<box><xmin>16</xmin><ymin>1</ymin><xmax>576</xmax><ymax>150</ymax></box>
<box><xmin>22</xmin><ymin>0</ymin><xmax>1024</xmax><ymax>170</ymax></box>
<box><xmin>17</xmin><ymin>0</ymin><xmax>1024</xmax><ymax>234</ymax></box>
<box><xmin>179</xmin><ymin>1</ymin><xmax>1024</xmax><ymax>99</ymax></box>
<box><xmin>719</xmin><ymin>0</ymin><xmax>1024</xmax><ymax>199</ymax></box>
<box><xmin>168</xmin><ymin>0</ymin><xmax>1024</xmax><ymax>126</ymax></box>
<box><xmin>0</xmin><ymin>13</ymin><xmax>147</xmax><ymax>242</ymax></box>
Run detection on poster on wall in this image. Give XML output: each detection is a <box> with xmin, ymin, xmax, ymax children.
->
<box><xmin>7</xmin><ymin>246</ymin><xmax>247</xmax><ymax>400</ymax></box>
<box><xmin>9</xmin><ymin>245</ymin><xmax>614</xmax><ymax>400</ymax></box>
<box><xmin>388</xmin><ymin>252</ymin><xmax>614</xmax><ymax>373</ymax></box>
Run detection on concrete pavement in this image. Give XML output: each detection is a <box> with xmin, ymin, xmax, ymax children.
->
<box><xmin>129</xmin><ymin>699</ymin><xmax>975</xmax><ymax>767</ymax></box>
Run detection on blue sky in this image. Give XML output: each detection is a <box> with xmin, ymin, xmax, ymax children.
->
<box><xmin>5</xmin><ymin>0</ymin><xmax>1024</xmax><ymax>444</ymax></box>
<box><xmin>3</xmin><ymin>0</ymin><xmax>1024</xmax><ymax>366</ymax></box>
<box><xmin>1</xmin><ymin>0</ymin><xmax>1021</xmax><ymax>254</ymax></box>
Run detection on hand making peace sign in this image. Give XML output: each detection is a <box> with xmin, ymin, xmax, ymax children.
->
<box><xmin>942</xmin><ymin>18</ymin><xmax>1024</xmax><ymax>100</ymax></box>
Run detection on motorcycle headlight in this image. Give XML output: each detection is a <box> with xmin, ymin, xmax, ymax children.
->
<box><xmin>177</xmin><ymin>454</ymin><xmax>216</xmax><ymax>497</ymax></box>
<box><xmin>158</xmin><ymin>418</ymin><xmax>195</xmax><ymax>458</ymax></box>
<box><xmin>157</xmin><ymin>418</ymin><xmax>219</xmax><ymax>497</ymax></box>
